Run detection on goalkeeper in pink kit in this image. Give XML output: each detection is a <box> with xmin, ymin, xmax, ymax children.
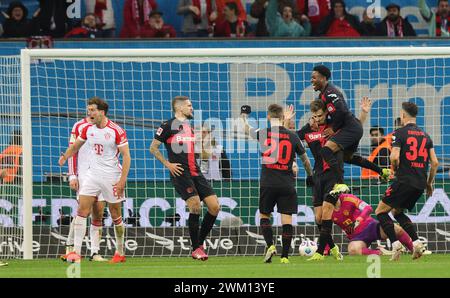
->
<box><xmin>333</xmin><ymin>192</ymin><xmax>413</xmax><ymax>255</ymax></box>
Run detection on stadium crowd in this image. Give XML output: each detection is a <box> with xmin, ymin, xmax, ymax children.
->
<box><xmin>0</xmin><ymin>0</ymin><xmax>448</xmax><ymax>39</ymax></box>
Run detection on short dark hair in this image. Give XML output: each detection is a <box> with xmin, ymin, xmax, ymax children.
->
<box><xmin>171</xmin><ymin>96</ymin><xmax>189</xmax><ymax>112</ymax></box>
<box><xmin>313</xmin><ymin>65</ymin><xmax>331</xmax><ymax>80</ymax></box>
<box><xmin>438</xmin><ymin>0</ymin><xmax>449</xmax><ymax>5</ymax></box>
<box><xmin>402</xmin><ymin>101</ymin><xmax>418</xmax><ymax>118</ymax></box>
<box><xmin>88</xmin><ymin>96</ymin><xmax>109</xmax><ymax>115</ymax></box>
<box><xmin>310</xmin><ymin>99</ymin><xmax>326</xmax><ymax>112</ymax></box>
<box><xmin>267</xmin><ymin>104</ymin><xmax>283</xmax><ymax>119</ymax></box>
<box><xmin>225</xmin><ymin>2</ymin><xmax>239</xmax><ymax>15</ymax></box>
<box><xmin>370</xmin><ymin>126</ymin><xmax>385</xmax><ymax>135</ymax></box>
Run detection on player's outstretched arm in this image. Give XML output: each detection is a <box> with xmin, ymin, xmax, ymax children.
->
<box><xmin>427</xmin><ymin>148</ymin><xmax>439</xmax><ymax>197</ymax></box>
<box><xmin>149</xmin><ymin>139</ymin><xmax>184</xmax><ymax>176</ymax></box>
<box><xmin>283</xmin><ymin>104</ymin><xmax>295</xmax><ymax>129</ymax></box>
<box><xmin>59</xmin><ymin>138</ymin><xmax>85</xmax><ymax>166</ymax></box>
<box><xmin>0</xmin><ymin>168</ymin><xmax>6</xmax><ymax>179</ymax></box>
<box><xmin>359</xmin><ymin>96</ymin><xmax>372</xmax><ymax>124</ymax></box>
<box><xmin>115</xmin><ymin>144</ymin><xmax>131</xmax><ymax>198</ymax></box>
<box><xmin>240</xmin><ymin>105</ymin><xmax>253</xmax><ymax>137</ymax></box>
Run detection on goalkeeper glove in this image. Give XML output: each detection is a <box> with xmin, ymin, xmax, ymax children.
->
<box><xmin>306</xmin><ymin>176</ymin><xmax>314</xmax><ymax>187</ymax></box>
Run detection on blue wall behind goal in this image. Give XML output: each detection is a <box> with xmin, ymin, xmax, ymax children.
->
<box><xmin>27</xmin><ymin>53</ymin><xmax>450</xmax><ymax>182</ymax></box>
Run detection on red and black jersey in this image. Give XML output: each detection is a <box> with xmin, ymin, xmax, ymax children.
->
<box><xmin>320</xmin><ymin>83</ymin><xmax>358</xmax><ymax>132</ymax></box>
<box><xmin>297</xmin><ymin>123</ymin><xmax>329</xmax><ymax>174</ymax></box>
<box><xmin>392</xmin><ymin>123</ymin><xmax>433</xmax><ymax>190</ymax></box>
<box><xmin>154</xmin><ymin>117</ymin><xmax>200</xmax><ymax>177</ymax></box>
<box><xmin>251</xmin><ymin>126</ymin><xmax>305</xmax><ymax>188</ymax></box>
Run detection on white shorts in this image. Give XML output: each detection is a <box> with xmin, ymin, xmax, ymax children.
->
<box><xmin>77</xmin><ymin>175</ymin><xmax>106</xmax><ymax>202</ymax></box>
<box><xmin>78</xmin><ymin>172</ymin><xmax>124</xmax><ymax>204</ymax></box>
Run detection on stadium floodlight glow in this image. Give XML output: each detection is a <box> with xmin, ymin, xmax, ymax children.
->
<box><xmin>18</xmin><ymin>47</ymin><xmax>450</xmax><ymax>260</ymax></box>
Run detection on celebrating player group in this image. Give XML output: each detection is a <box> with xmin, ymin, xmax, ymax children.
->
<box><xmin>58</xmin><ymin>64</ymin><xmax>438</xmax><ymax>264</ymax></box>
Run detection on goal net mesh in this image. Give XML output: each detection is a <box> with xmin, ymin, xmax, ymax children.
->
<box><xmin>15</xmin><ymin>51</ymin><xmax>450</xmax><ymax>258</ymax></box>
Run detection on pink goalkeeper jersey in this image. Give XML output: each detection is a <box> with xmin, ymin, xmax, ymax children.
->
<box><xmin>79</xmin><ymin>119</ymin><xmax>128</xmax><ymax>177</ymax></box>
<box><xmin>332</xmin><ymin>194</ymin><xmax>374</xmax><ymax>240</ymax></box>
<box><xmin>68</xmin><ymin>118</ymin><xmax>92</xmax><ymax>177</ymax></box>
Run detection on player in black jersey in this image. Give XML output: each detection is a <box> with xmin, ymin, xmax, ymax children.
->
<box><xmin>241</xmin><ymin>104</ymin><xmax>313</xmax><ymax>264</ymax></box>
<box><xmin>288</xmin><ymin>98</ymin><xmax>382</xmax><ymax>260</ymax></box>
<box><xmin>150</xmin><ymin>96</ymin><xmax>220</xmax><ymax>261</ymax></box>
<box><xmin>375</xmin><ymin>102</ymin><xmax>439</xmax><ymax>261</ymax></box>
<box><xmin>302</xmin><ymin>65</ymin><xmax>366</xmax><ymax>260</ymax></box>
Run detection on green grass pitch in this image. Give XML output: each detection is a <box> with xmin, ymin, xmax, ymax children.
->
<box><xmin>1</xmin><ymin>254</ymin><xmax>449</xmax><ymax>278</ymax></box>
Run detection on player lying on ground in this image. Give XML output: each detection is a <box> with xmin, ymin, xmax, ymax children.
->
<box><xmin>332</xmin><ymin>192</ymin><xmax>413</xmax><ymax>256</ymax></box>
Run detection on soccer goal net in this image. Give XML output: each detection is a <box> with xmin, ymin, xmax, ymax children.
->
<box><xmin>14</xmin><ymin>47</ymin><xmax>450</xmax><ymax>259</ymax></box>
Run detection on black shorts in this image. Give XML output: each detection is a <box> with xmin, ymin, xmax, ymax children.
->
<box><xmin>330</xmin><ymin>119</ymin><xmax>363</xmax><ymax>154</ymax></box>
<box><xmin>382</xmin><ymin>181</ymin><xmax>424</xmax><ymax>211</ymax></box>
<box><xmin>312</xmin><ymin>171</ymin><xmax>337</xmax><ymax>207</ymax></box>
<box><xmin>260</xmin><ymin>186</ymin><xmax>297</xmax><ymax>215</ymax></box>
<box><xmin>171</xmin><ymin>174</ymin><xmax>216</xmax><ymax>201</ymax></box>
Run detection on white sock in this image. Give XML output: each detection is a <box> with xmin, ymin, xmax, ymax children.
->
<box><xmin>66</xmin><ymin>217</ymin><xmax>75</xmax><ymax>252</ymax></box>
<box><xmin>73</xmin><ymin>216</ymin><xmax>87</xmax><ymax>255</ymax></box>
<box><xmin>114</xmin><ymin>222</ymin><xmax>125</xmax><ymax>255</ymax></box>
<box><xmin>90</xmin><ymin>224</ymin><xmax>102</xmax><ymax>255</ymax></box>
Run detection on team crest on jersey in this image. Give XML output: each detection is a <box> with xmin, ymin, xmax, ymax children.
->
<box><xmin>327</xmin><ymin>103</ymin><xmax>336</xmax><ymax>113</ymax></box>
<box><xmin>343</xmin><ymin>210</ymin><xmax>349</xmax><ymax>216</ymax></box>
<box><xmin>156</xmin><ymin>127</ymin><xmax>163</xmax><ymax>136</ymax></box>
<box><xmin>104</xmin><ymin>132</ymin><xmax>111</xmax><ymax>140</ymax></box>
<box><xmin>186</xmin><ymin>187</ymin><xmax>194</xmax><ymax>194</ymax></box>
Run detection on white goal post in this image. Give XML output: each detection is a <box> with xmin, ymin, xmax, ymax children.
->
<box><xmin>19</xmin><ymin>47</ymin><xmax>450</xmax><ymax>259</ymax></box>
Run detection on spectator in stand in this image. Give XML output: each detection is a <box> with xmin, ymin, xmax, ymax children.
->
<box><xmin>376</xmin><ymin>3</ymin><xmax>416</xmax><ymax>37</ymax></box>
<box><xmin>419</xmin><ymin>0</ymin><xmax>449</xmax><ymax>37</ymax></box>
<box><xmin>266</xmin><ymin>0</ymin><xmax>311</xmax><ymax>37</ymax></box>
<box><xmin>65</xmin><ymin>13</ymin><xmax>102</xmax><ymax>38</ymax></box>
<box><xmin>214</xmin><ymin>2</ymin><xmax>250</xmax><ymax>37</ymax></box>
<box><xmin>120</xmin><ymin>0</ymin><xmax>158</xmax><ymax>38</ymax></box>
<box><xmin>142</xmin><ymin>10</ymin><xmax>176</xmax><ymax>38</ymax></box>
<box><xmin>37</xmin><ymin>0</ymin><xmax>70</xmax><ymax>38</ymax></box>
<box><xmin>215</xmin><ymin>0</ymin><xmax>246</xmax><ymax>24</ymax></box>
<box><xmin>317</xmin><ymin>0</ymin><xmax>362</xmax><ymax>37</ymax></box>
<box><xmin>177</xmin><ymin>0</ymin><xmax>217</xmax><ymax>37</ymax></box>
<box><xmin>295</xmin><ymin>0</ymin><xmax>331</xmax><ymax>35</ymax></box>
<box><xmin>1</xmin><ymin>1</ymin><xmax>40</xmax><ymax>38</ymax></box>
<box><xmin>250</xmin><ymin>0</ymin><xmax>269</xmax><ymax>37</ymax></box>
<box><xmin>360</xmin><ymin>7</ymin><xmax>377</xmax><ymax>36</ymax></box>
<box><xmin>85</xmin><ymin>0</ymin><xmax>118</xmax><ymax>38</ymax></box>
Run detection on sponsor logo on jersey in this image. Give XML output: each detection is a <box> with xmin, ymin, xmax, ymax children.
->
<box><xmin>305</xmin><ymin>132</ymin><xmax>322</xmax><ymax>143</ymax></box>
<box><xmin>104</xmin><ymin>132</ymin><xmax>111</xmax><ymax>140</ymax></box>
